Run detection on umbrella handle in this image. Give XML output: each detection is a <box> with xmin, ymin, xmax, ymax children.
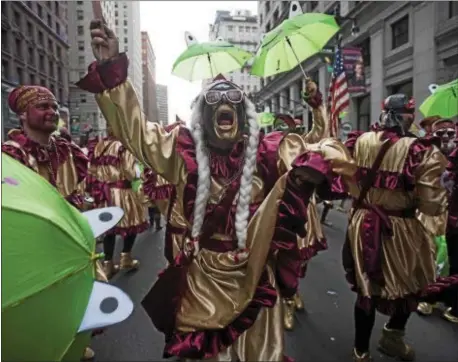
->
<box><xmin>207</xmin><ymin>53</ymin><xmax>214</xmax><ymax>78</ymax></box>
<box><xmin>286</xmin><ymin>37</ymin><xmax>310</xmax><ymax>81</ymax></box>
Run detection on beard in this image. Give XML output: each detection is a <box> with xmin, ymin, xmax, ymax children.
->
<box><xmin>201</xmin><ymin>101</ymin><xmax>247</xmax><ymax>150</ymax></box>
<box><xmin>26</xmin><ymin>108</ymin><xmax>59</xmax><ymax>133</ymax></box>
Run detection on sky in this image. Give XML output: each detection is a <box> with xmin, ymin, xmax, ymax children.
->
<box><xmin>139</xmin><ymin>1</ymin><xmax>258</xmax><ymax>124</ymax></box>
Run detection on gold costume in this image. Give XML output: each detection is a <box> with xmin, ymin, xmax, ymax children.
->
<box><xmin>342</xmin><ymin>131</ymin><xmax>448</xmax><ymax>313</ymax></box>
<box><xmin>88</xmin><ymin>137</ymin><xmax>149</xmax><ymax>236</ymax></box>
<box><xmin>78</xmin><ymin>54</ymin><xmax>352</xmax><ymax>361</ymax></box>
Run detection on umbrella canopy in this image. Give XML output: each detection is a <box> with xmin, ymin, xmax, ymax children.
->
<box><xmin>251</xmin><ymin>1</ymin><xmax>340</xmax><ymax>78</ymax></box>
<box><xmin>172</xmin><ymin>32</ymin><xmax>253</xmax><ymax>82</ymax></box>
<box><xmin>1</xmin><ymin>154</ymin><xmax>133</xmax><ymax>361</ymax></box>
<box><xmin>257</xmin><ymin>112</ymin><xmax>275</xmax><ymax>127</ymax></box>
<box><xmin>419</xmin><ymin>79</ymin><xmax>458</xmax><ymax>119</ymax></box>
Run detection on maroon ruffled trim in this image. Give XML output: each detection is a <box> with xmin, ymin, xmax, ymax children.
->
<box><xmin>87</xmin><ymin>137</ymin><xmax>99</xmax><ymax>160</ymax></box>
<box><xmin>299</xmin><ymin>237</ymin><xmax>328</xmax><ymax>264</ymax></box>
<box><xmin>91</xmin><ymin>155</ymin><xmax>120</xmax><ymax>167</ymax></box>
<box><xmin>3</xmin><ymin>129</ymin><xmax>88</xmax><ymax>186</ymax></box>
<box><xmin>270</xmin><ymin>152</ymin><xmax>331</xmax><ymax>298</ymax></box>
<box><xmin>344</xmin><ymin>131</ymin><xmax>365</xmax><ymax>157</ymax></box>
<box><xmin>106</xmin><ymin>221</ymin><xmax>150</xmax><ymax>238</ymax></box>
<box><xmin>76</xmin><ymin>53</ymin><xmax>129</xmax><ymax>94</ymax></box>
<box><xmin>144</xmin><ymin>184</ymin><xmax>174</xmax><ymax>201</ymax></box>
<box><xmin>355</xmin><ymin>275</ymin><xmax>458</xmax><ymax>316</ymax></box>
<box><xmin>163</xmin><ymin>270</ymin><xmax>277</xmax><ymax>360</ymax></box>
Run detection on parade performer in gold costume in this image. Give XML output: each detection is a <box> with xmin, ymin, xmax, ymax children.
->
<box><xmin>273</xmin><ymin>114</ymin><xmax>328</xmax><ymax>330</ymax></box>
<box><xmin>416</xmin><ymin>116</ymin><xmax>458</xmax><ymax>321</ymax></box>
<box><xmin>1</xmin><ymin>84</ymin><xmax>99</xmax><ymax>360</ymax></box>
<box><xmin>341</xmin><ymin>94</ymin><xmax>458</xmax><ymax>362</ymax></box>
<box><xmin>2</xmin><ymin>85</ymin><xmax>88</xmax><ymax>209</ymax></box>
<box><xmin>87</xmin><ymin>133</ymin><xmax>150</xmax><ymax>278</ymax></box>
<box><xmin>76</xmin><ymin>20</ymin><xmax>353</xmax><ymax>361</ymax></box>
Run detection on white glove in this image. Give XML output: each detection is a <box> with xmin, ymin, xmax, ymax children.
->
<box><xmin>440</xmin><ymin>170</ymin><xmax>454</xmax><ymax>194</ymax></box>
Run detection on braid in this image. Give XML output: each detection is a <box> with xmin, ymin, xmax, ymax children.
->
<box><xmin>190</xmin><ymin>95</ymin><xmax>211</xmax><ymax>240</ymax></box>
<box><xmin>234</xmin><ymin>98</ymin><xmax>260</xmax><ymax>249</ymax></box>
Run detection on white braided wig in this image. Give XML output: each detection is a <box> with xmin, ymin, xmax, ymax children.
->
<box><xmin>189</xmin><ymin>86</ymin><xmax>260</xmax><ymax>251</ymax></box>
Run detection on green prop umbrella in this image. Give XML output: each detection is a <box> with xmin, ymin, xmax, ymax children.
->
<box><xmin>172</xmin><ymin>31</ymin><xmax>253</xmax><ymax>82</ymax></box>
<box><xmin>1</xmin><ymin>154</ymin><xmax>134</xmax><ymax>361</ymax></box>
<box><xmin>419</xmin><ymin>79</ymin><xmax>458</xmax><ymax>118</ymax></box>
<box><xmin>251</xmin><ymin>1</ymin><xmax>340</xmax><ymax>78</ymax></box>
<box><xmin>258</xmin><ymin>112</ymin><xmax>275</xmax><ymax>127</ymax></box>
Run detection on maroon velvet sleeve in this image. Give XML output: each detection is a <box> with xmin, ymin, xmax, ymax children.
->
<box><xmin>271</xmin><ymin>151</ymin><xmax>333</xmax><ymax>298</ymax></box>
<box><xmin>68</xmin><ymin>142</ymin><xmax>89</xmax><ymax>184</ymax></box>
<box><xmin>2</xmin><ymin>144</ymin><xmax>28</xmax><ymax>166</ymax></box>
<box><xmin>76</xmin><ymin>53</ymin><xmax>129</xmax><ymax>94</ymax></box>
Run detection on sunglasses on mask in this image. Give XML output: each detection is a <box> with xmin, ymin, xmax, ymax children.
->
<box><xmin>204</xmin><ymin>89</ymin><xmax>244</xmax><ymax>105</ymax></box>
<box><xmin>434</xmin><ymin>129</ymin><xmax>456</xmax><ymax>138</ymax></box>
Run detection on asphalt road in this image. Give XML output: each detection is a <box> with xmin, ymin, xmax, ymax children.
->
<box><xmin>92</xmin><ymin>210</ymin><xmax>458</xmax><ymax>361</ymax></box>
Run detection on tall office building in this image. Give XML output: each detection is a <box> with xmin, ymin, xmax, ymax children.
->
<box><xmin>203</xmin><ymin>9</ymin><xmax>261</xmax><ymax>94</ymax></box>
<box><xmin>156</xmin><ymin>84</ymin><xmax>169</xmax><ymax>125</ymax></box>
<box><xmin>67</xmin><ymin>0</ymin><xmax>116</xmax><ymax>140</ymax></box>
<box><xmin>1</xmin><ymin>1</ymin><xmax>70</xmax><ymax>140</ymax></box>
<box><xmin>141</xmin><ymin>31</ymin><xmax>159</xmax><ymax>123</ymax></box>
<box><xmin>256</xmin><ymin>1</ymin><xmax>458</xmax><ymax>134</ymax></box>
<box><xmin>114</xmin><ymin>1</ymin><xmax>143</xmax><ymax>108</ymax></box>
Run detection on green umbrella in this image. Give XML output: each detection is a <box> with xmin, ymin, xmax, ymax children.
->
<box><xmin>251</xmin><ymin>1</ymin><xmax>340</xmax><ymax>78</ymax></box>
<box><xmin>419</xmin><ymin>79</ymin><xmax>458</xmax><ymax>118</ymax></box>
<box><xmin>172</xmin><ymin>32</ymin><xmax>253</xmax><ymax>82</ymax></box>
<box><xmin>1</xmin><ymin>154</ymin><xmax>134</xmax><ymax>361</ymax></box>
<box><xmin>258</xmin><ymin>112</ymin><xmax>275</xmax><ymax>127</ymax></box>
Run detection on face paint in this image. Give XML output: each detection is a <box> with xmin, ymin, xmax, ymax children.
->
<box><xmin>25</xmin><ymin>100</ymin><xmax>59</xmax><ymax>133</ymax></box>
<box><xmin>434</xmin><ymin>127</ymin><xmax>456</xmax><ymax>154</ymax></box>
<box><xmin>202</xmin><ymin>81</ymin><xmax>246</xmax><ymax>149</ymax></box>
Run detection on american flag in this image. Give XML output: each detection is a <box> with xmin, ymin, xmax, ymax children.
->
<box><xmin>327</xmin><ymin>44</ymin><xmax>350</xmax><ymax>137</ymax></box>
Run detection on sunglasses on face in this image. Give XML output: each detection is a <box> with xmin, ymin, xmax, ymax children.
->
<box><xmin>204</xmin><ymin>89</ymin><xmax>244</xmax><ymax>105</ymax></box>
<box><xmin>434</xmin><ymin>129</ymin><xmax>456</xmax><ymax>138</ymax></box>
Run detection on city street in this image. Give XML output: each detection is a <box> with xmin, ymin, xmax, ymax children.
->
<box><xmin>92</xmin><ymin>209</ymin><xmax>458</xmax><ymax>361</ymax></box>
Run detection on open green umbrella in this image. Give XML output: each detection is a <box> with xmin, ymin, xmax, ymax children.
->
<box><xmin>419</xmin><ymin>79</ymin><xmax>458</xmax><ymax>118</ymax></box>
<box><xmin>2</xmin><ymin>154</ymin><xmax>134</xmax><ymax>361</ymax></box>
<box><xmin>172</xmin><ymin>32</ymin><xmax>253</xmax><ymax>82</ymax></box>
<box><xmin>251</xmin><ymin>1</ymin><xmax>340</xmax><ymax>78</ymax></box>
<box><xmin>258</xmin><ymin>112</ymin><xmax>275</xmax><ymax>127</ymax></box>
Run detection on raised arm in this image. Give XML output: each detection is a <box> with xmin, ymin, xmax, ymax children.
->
<box><xmin>76</xmin><ymin>20</ymin><xmax>184</xmax><ymax>185</ymax></box>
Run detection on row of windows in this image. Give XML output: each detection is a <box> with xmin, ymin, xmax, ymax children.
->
<box><xmin>226</xmin><ymin>25</ymin><xmax>257</xmax><ymax>33</ymax></box>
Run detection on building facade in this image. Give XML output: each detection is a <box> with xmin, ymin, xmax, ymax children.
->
<box><xmin>114</xmin><ymin>1</ymin><xmax>143</xmax><ymax>108</ymax></box>
<box><xmin>256</xmin><ymin>1</ymin><xmax>458</xmax><ymax>136</ymax></box>
<box><xmin>1</xmin><ymin>1</ymin><xmax>70</xmax><ymax>140</ymax></box>
<box><xmin>203</xmin><ymin>9</ymin><xmax>261</xmax><ymax>94</ymax></box>
<box><xmin>67</xmin><ymin>0</ymin><xmax>116</xmax><ymax>140</ymax></box>
<box><xmin>156</xmin><ymin>84</ymin><xmax>169</xmax><ymax>125</ymax></box>
<box><xmin>141</xmin><ymin>31</ymin><xmax>159</xmax><ymax>123</ymax></box>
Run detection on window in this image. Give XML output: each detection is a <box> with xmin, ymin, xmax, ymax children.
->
<box><xmin>56</xmin><ymin>22</ymin><xmax>60</xmax><ymax>36</ymax></box>
<box><xmin>28</xmin><ymin>47</ymin><xmax>34</xmax><ymax>63</ymax></box>
<box><xmin>245</xmin><ymin>26</ymin><xmax>250</xmax><ymax>32</ymax></box>
<box><xmin>16</xmin><ymin>67</ymin><xmax>23</xmax><ymax>84</ymax></box>
<box><xmin>359</xmin><ymin>38</ymin><xmax>371</xmax><ymax>67</ymax></box>
<box><xmin>115</xmin><ymin>19</ymin><xmax>118</xmax><ymax>26</ymax></box>
<box><xmin>40</xmin><ymin>78</ymin><xmax>46</xmax><ymax>86</ymax></box>
<box><xmin>39</xmin><ymin>55</ymin><xmax>45</xmax><ymax>68</ymax></box>
<box><xmin>1</xmin><ymin>2</ymin><xmax>6</xmax><ymax>15</ymax></box>
<box><xmin>77</xmin><ymin>1</ymin><xmax>83</xmax><ymax>5</ymax></box>
<box><xmin>47</xmin><ymin>14</ymin><xmax>52</xmax><ymax>27</ymax></box>
<box><xmin>55</xmin><ymin>2</ymin><xmax>59</xmax><ymax>16</ymax></box>
<box><xmin>390</xmin><ymin>80</ymin><xmax>413</xmax><ymax>98</ymax></box>
<box><xmin>49</xmin><ymin>61</ymin><xmax>54</xmax><ymax>76</ymax></box>
<box><xmin>50</xmin><ymin>84</ymin><xmax>55</xmax><ymax>96</ymax></box>
<box><xmin>391</xmin><ymin>15</ymin><xmax>409</xmax><ymax>49</ymax></box>
<box><xmin>2</xmin><ymin>60</ymin><xmax>9</xmax><ymax>79</ymax></box>
<box><xmin>78</xmin><ymin>56</ymin><xmax>85</xmax><ymax>65</ymax></box>
<box><xmin>56</xmin><ymin>46</ymin><xmax>61</xmax><ymax>59</ymax></box>
<box><xmin>27</xmin><ymin>21</ymin><xmax>33</xmax><ymax>36</ymax></box>
<box><xmin>14</xmin><ymin>10</ymin><xmax>20</xmax><ymax>26</ymax></box>
<box><xmin>30</xmin><ymin>74</ymin><xmax>36</xmax><ymax>85</ymax></box>
<box><xmin>77</xmin><ymin>25</ymin><xmax>84</xmax><ymax>36</ymax></box>
<box><xmin>450</xmin><ymin>1</ymin><xmax>458</xmax><ymax>18</ymax></box>
<box><xmin>124</xmin><ymin>28</ymin><xmax>128</xmax><ymax>34</ymax></box>
<box><xmin>310</xmin><ymin>1</ymin><xmax>318</xmax><ymax>10</ymax></box>
<box><xmin>124</xmin><ymin>46</ymin><xmax>128</xmax><ymax>52</ymax></box>
<box><xmin>356</xmin><ymin>95</ymin><xmax>370</xmax><ymax>131</ymax></box>
<box><xmin>59</xmin><ymin>88</ymin><xmax>64</xmax><ymax>103</ymax></box>
<box><xmin>15</xmin><ymin>38</ymin><xmax>22</xmax><ymax>57</ymax></box>
<box><xmin>115</xmin><ymin>10</ymin><xmax>118</xmax><ymax>17</ymax></box>
<box><xmin>124</xmin><ymin>37</ymin><xmax>128</xmax><ymax>44</ymax></box>
<box><xmin>79</xmin><ymin>71</ymin><xmax>85</xmax><ymax>79</ymax></box>
<box><xmin>239</xmin><ymin>26</ymin><xmax>243</xmax><ymax>32</ymax></box>
<box><xmin>38</xmin><ymin>31</ymin><xmax>44</xmax><ymax>45</ymax></box>
<box><xmin>26</xmin><ymin>1</ymin><xmax>32</xmax><ymax>8</ymax></box>
<box><xmin>123</xmin><ymin>20</ymin><xmax>128</xmax><ymax>26</ymax></box>
<box><xmin>80</xmin><ymin>94</ymin><xmax>87</xmax><ymax>103</ymax></box>
<box><xmin>37</xmin><ymin>4</ymin><xmax>42</xmax><ymax>17</ymax></box>
<box><xmin>228</xmin><ymin>25</ymin><xmax>233</xmax><ymax>31</ymax></box>
<box><xmin>57</xmin><ymin>66</ymin><xmax>62</xmax><ymax>81</ymax></box>
<box><xmin>48</xmin><ymin>39</ymin><xmax>53</xmax><ymax>52</ymax></box>
<box><xmin>77</xmin><ymin>10</ymin><xmax>84</xmax><ymax>20</ymax></box>
<box><xmin>78</xmin><ymin>41</ymin><xmax>84</xmax><ymax>51</ymax></box>
<box><xmin>2</xmin><ymin>30</ymin><xmax>8</xmax><ymax>50</ymax></box>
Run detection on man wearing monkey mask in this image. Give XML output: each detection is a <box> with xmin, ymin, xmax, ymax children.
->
<box><xmin>77</xmin><ymin>19</ymin><xmax>354</xmax><ymax>361</ymax></box>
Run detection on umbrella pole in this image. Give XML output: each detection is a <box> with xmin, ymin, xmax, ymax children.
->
<box><xmin>207</xmin><ymin>54</ymin><xmax>214</xmax><ymax>78</ymax></box>
<box><xmin>286</xmin><ymin>37</ymin><xmax>310</xmax><ymax>81</ymax></box>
